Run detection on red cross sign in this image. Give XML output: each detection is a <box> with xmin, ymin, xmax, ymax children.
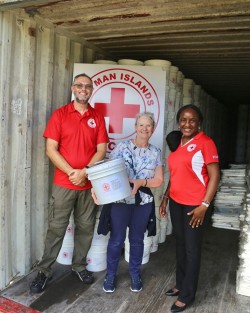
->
<box><xmin>73</xmin><ymin>65</ymin><xmax>166</xmax><ymax>153</ymax></box>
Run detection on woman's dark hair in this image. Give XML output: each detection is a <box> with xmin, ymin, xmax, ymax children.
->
<box><xmin>176</xmin><ymin>104</ymin><xmax>203</xmax><ymax>124</ymax></box>
<box><xmin>166</xmin><ymin>130</ymin><xmax>182</xmax><ymax>152</ymax></box>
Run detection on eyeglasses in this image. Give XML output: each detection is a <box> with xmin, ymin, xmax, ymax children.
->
<box><xmin>72</xmin><ymin>83</ymin><xmax>93</xmax><ymax>90</ymax></box>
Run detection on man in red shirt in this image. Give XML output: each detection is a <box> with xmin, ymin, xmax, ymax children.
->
<box><xmin>30</xmin><ymin>73</ymin><xmax>109</xmax><ymax>293</ymax></box>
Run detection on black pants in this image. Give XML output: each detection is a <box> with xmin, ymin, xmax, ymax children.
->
<box><xmin>169</xmin><ymin>198</ymin><xmax>204</xmax><ymax>304</ymax></box>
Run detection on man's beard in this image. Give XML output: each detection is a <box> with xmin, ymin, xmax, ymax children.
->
<box><xmin>75</xmin><ymin>95</ymin><xmax>89</xmax><ymax>104</ymax></box>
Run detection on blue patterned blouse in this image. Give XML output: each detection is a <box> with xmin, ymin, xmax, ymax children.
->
<box><xmin>110</xmin><ymin>140</ymin><xmax>162</xmax><ymax>204</ymax></box>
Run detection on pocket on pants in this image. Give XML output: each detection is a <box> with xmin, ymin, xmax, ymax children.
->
<box><xmin>48</xmin><ymin>196</ymin><xmax>55</xmax><ymax>220</ymax></box>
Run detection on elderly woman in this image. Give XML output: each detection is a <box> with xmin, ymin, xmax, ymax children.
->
<box><xmin>97</xmin><ymin>112</ymin><xmax>163</xmax><ymax>293</ymax></box>
<box><xmin>160</xmin><ymin>105</ymin><xmax>220</xmax><ymax>312</ymax></box>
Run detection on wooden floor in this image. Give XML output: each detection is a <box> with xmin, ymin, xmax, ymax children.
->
<box><xmin>1</xmin><ymin>224</ymin><xmax>250</xmax><ymax>313</ymax></box>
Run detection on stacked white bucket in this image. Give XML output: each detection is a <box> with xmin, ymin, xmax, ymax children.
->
<box><xmin>86</xmin><ymin>208</ymin><xmax>110</xmax><ymax>272</ymax></box>
<box><xmin>93</xmin><ymin>60</ymin><xmax>117</xmax><ymax>65</ymax></box>
<box><xmin>143</xmin><ymin>59</ymin><xmax>185</xmax><ymax>248</ymax></box>
<box><xmin>57</xmin><ymin>214</ymin><xmax>75</xmax><ymax>265</ymax></box>
<box><xmin>124</xmin><ymin>228</ymin><xmax>153</xmax><ymax>265</ymax></box>
<box><xmin>56</xmin><ymin>209</ymin><xmax>110</xmax><ymax>271</ymax></box>
<box><xmin>182</xmin><ymin>79</ymin><xmax>194</xmax><ymax>105</ymax></box>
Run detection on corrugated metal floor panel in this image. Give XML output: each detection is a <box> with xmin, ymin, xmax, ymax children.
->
<box><xmin>1</xmin><ymin>225</ymin><xmax>250</xmax><ymax>313</ymax></box>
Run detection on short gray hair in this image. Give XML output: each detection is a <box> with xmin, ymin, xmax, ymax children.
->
<box><xmin>73</xmin><ymin>73</ymin><xmax>93</xmax><ymax>84</ymax></box>
<box><xmin>135</xmin><ymin>111</ymin><xmax>155</xmax><ymax>128</ymax></box>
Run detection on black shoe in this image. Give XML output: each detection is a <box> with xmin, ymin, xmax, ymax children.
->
<box><xmin>72</xmin><ymin>269</ymin><xmax>94</xmax><ymax>284</ymax></box>
<box><xmin>30</xmin><ymin>271</ymin><xmax>50</xmax><ymax>293</ymax></box>
<box><xmin>171</xmin><ymin>301</ymin><xmax>192</xmax><ymax>313</ymax></box>
<box><xmin>165</xmin><ymin>288</ymin><xmax>180</xmax><ymax>296</ymax></box>
<box><xmin>171</xmin><ymin>303</ymin><xmax>186</xmax><ymax>312</ymax></box>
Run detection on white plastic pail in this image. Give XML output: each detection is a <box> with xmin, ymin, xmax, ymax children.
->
<box><xmin>125</xmin><ymin>230</ymin><xmax>153</xmax><ymax>265</ymax></box>
<box><xmin>183</xmin><ymin>96</ymin><xmax>193</xmax><ymax>105</ymax></box>
<box><xmin>150</xmin><ymin>218</ymin><xmax>160</xmax><ymax>253</ymax></box>
<box><xmin>183</xmin><ymin>78</ymin><xmax>194</xmax><ymax>97</ymax></box>
<box><xmin>57</xmin><ymin>216</ymin><xmax>75</xmax><ymax>265</ymax></box>
<box><xmin>86</xmin><ymin>220</ymin><xmax>110</xmax><ymax>272</ymax></box>
<box><xmin>144</xmin><ymin>59</ymin><xmax>171</xmax><ymax>68</ymax></box>
<box><xmin>169</xmin><ymin>66</ymin><xmax>179</xmax><ymax>89</ymax></box>
<box><xmin>57</xmin><ymin>243</ymin><xmax>74</xmax><ymax>265</ymax></box>
<box><xmin>93</xmin><ymin>59</ymin><xmax>117</xmax><ymax>64</ymax></box>
<box><xmin>167</xmin><ymin>88</ymin><xmax>177</xmax><ymax>112</ymax></box>
<box><xmin>86</xmin><ymin>159</ymin><xmax>131</xmax><ymax>205</ymax></box>
<box><xmin>118</xmin><ymin>59</ymin><xmax>144</xmax><ymax>66</ymax></box>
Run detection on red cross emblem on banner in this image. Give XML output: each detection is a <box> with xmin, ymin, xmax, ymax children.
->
<box><xmin>95</xmin><ymin>88</ymin><xmax>140</xmax><ymax>134</ymax></box>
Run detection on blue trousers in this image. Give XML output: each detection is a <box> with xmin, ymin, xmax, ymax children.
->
<box><xmin>107</xmin><ymin>202</ymin><xmax>153</xmax><ymax>276</ymax></box>
<box><xmin>169</xmin><ymin>198</ymin><xmax>205</xmax><ymax>304</ymax></box>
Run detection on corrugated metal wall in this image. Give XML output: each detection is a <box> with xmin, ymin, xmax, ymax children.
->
<box><xmin>0</xmin><ymin>8</ymin><xmax>249</xmax><ymax>291</ymax></box>
<box><xmin>0</xmin><ymin>10</ymin><xmax>105</xmax><ymax>289</ymax></box>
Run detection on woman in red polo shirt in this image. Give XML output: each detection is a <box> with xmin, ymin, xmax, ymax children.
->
<box><xmin>160</xmin><ymin>104</ymin><xmax>220</xmax><ymax>313</ymax></box>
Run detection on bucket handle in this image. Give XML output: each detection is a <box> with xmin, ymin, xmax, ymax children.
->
<box><xmin>89</xmin><ymin>157</ymin><xmax>109</xmax><ymax>168</ymax></box>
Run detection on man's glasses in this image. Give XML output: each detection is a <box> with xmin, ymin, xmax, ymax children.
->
<box><xmin>72</xmin><ymin>83</ymin><xmax>93</xmax><ymax>90</ymax></box>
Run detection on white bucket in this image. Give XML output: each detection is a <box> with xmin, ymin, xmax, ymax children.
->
<box><xmin>159</xmin><ymin>218</ymin><xmax>168</xmax><ymax>243</ymax></box>
<box><xmin>169</xmin><ymin>66</ymin><xmax>179</xmax><ymax>89</ymax></box>
<box><xmin>144</xmin><ymin>59</ymin><xmax>171</xmax><ymax>68</ymax></box>
<box><xmin>93</xmin><ymin>59</ymin><xmax>117</xmax><ymax>64</ymax></box>
<box><xmin>57</xmin><ymin>216</ymin><xmax>75</xmax><ymax>265</ymax></box>
<box><xmin>144</xmin><ymin>59</ymin><xmax>171</xmax><ymax>80</ymax></box>
<box><xmin>165</xmin><ymin>111</ymin><xmax>176</xmax><ymax>134</ymax></box>
<box><xmin>166</xmin><ymin>212</ymin><xmax>173</xmax><ymax>235</ymax></box>
<box><xmin>86</xmin><ymin>221</ymin><xmax>110</xmax><ymax>272</ymax></box>
<box><xmin>176</xmin><ymin>71</ymin><xmax>184</xmax><ymax>92</ymax></box>
<box><xmin>150</xmin><ymin>218</ymin><xmax>160</xmax><ymax>253</ymax></box>
<box><xmin>167</xmin><ymin>88</ymin><xmax>177</xmax><ymax>112</ymax></box>
<box><xmin>194</xmin><ymin>85</ymin><xmax>201</xmax><ymax>101</ymax></box>
<box><xmin>183</xmin><ymin>78</ymin><xmax>194</xmax><ymax>97</ymax></box>
<box><xmin>86</xmin><ymin>159</ymin><xmax>131</xmax><ymax>205</ymax></box>
<box><xmin>118</xmin><ymin>59</ymin><xmax>144</xmax><ymax>66</ymax></box>
<box><xmin>183</xmin><ymin>96</ymin><xmax>193</xmax><ymax>105</ymax></box>
<box><xmin>124</xmin><ymin>230</ymin><xmax>153</xmax><ymax>265</ymax></box>
<box><xmin>175</xmin><ymin>91</ymin><xmax>182</xmax><ymax>112</ymax></box>
<box><xmin>57</xmin><ymin>243</ymin><xmax>74</xmax><ymax>265</ymax></box>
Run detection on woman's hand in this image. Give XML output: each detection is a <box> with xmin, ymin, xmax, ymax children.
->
<box><xmin>91</xmin><ymin>188</ymin><xmax>100</xmax><ymax>205</ymax></box>
<box><xmin>188</xmin><ymin>162</ymin><xmax>220</xmax><ymax>228</ymax></box>
<box><xmin>159</xmin><ymin>197</ymin><xmax>168</xmax><ymax>217</ymax></box>
<box><xmin>187</xmin><ymin>205</ymin><xmax>207</xmax><ymax>228</ymax></box>
<box><xmin>129</xmin><ymin>179</ymin><xmax>145</xmax><ymax>195</ymax></box>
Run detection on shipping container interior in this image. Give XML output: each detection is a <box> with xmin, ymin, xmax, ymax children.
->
<box><xmin>0</xmin><ymin>0</ymin><xmax>250</xmax><ymax>308</ymax></box>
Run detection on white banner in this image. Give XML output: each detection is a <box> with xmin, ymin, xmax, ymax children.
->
<box><xmin>73</xmin><ymin>64</ymin><xmax>166</xmax><ymax>154</ymax></box>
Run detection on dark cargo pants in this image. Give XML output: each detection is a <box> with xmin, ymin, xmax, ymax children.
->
<box><xmin>37</xmin><ymin>185</ymin><xmax>98</xmax><ymax>277</ymax></box>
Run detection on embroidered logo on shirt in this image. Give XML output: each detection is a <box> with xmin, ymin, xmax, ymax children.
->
<box><xmin>88</xmin><ymin>119</ymin><xmax>96</xmax><ymax>128</ymax></box>
<box><xmin>187</xmin><ymin>144</ymin><xmax>197</xmax><ymax>152</ymax></box>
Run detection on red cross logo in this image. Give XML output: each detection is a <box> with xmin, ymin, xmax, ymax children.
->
<box><xmin>95</xmin><ymin>88</ymin><xmax>140</xmax><ymax>134</ymax></box>
<box><xmin>66</xmin><ymin>226</ymin><xmax>73</xmax><ymax>233</ymax></box>
<box><xmin>103</xmin><ymin>183</ymin><xmax>110</xmax><ymax>192</ymax></box>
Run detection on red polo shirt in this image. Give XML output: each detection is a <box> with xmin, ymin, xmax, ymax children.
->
<box><xmin>168</xmin><ymin>132</ymin><xmax>219</xmax><ymax>205</ymax></box>
<box><xmin>43</xmin><ymin>101</ymin><xmax>109</xmax><ymax>190</ymax></box>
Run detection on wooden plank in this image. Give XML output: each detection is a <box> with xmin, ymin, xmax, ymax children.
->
<box><xmin>1</xmin><ymin>220</ymin><xmax>250</xmax><ymax>313</ymax></box>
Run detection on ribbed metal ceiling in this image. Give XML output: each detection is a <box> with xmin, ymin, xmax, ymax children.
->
<box><xmin>1</xmin><ymin>0</ymin><xmax>250</xmax><ymax>108</ymax></box>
